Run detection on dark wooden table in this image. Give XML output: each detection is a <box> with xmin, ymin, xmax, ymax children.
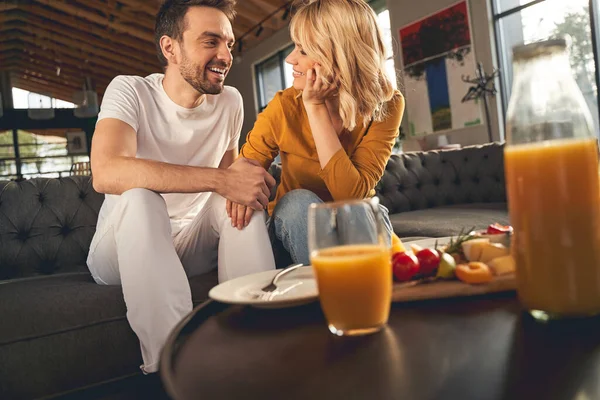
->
<box><xmin>160</xmin><ymin>293</ymin><xmax>600</xmax><ymax>400</ymax></box>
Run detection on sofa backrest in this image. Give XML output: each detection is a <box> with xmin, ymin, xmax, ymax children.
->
<box><xmin>0</xmin><ymin>142</ymin><xmax>505</xmax><ymax>280</ymax></box>
<box><xmin>376</xmin><ymin>142</ymin><xmax>506</xmax><ymax>214</ymax></box>
<box><xmin>0</xmin><ymin>176</ymin><xmax>103</xmax><ymax>280</ymax></box>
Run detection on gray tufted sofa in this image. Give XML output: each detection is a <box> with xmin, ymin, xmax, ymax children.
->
<box><xmin>0</xmin><ymin>142</ymin><xmax>508</xmax><ymax>399</ymax></box>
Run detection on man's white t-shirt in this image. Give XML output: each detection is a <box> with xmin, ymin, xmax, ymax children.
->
<box><xmin>96</xmin><ymin>73</ymin><xmax>243</xmax><ymax>229</ymax></box>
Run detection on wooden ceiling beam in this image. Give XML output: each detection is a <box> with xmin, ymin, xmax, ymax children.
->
<box><xmin>244</xmin><ymin>0</ymin><xmax>279</xmax><ymax>14</ymax></box>
<box><xmin>4</xmin><ymin>14</ymin><xmax>159</xmax><ymax>67</ymax></box>
<box><xmin>67</xmin><ymin>0</ymin><xmax>155</xmax><ymax>29</ymax></box>
<box><xmin>235</xmin><ymin>3</ymin><xmax>280</xmax><ymax>31</ymax></box>
<box><xmin>1</xmin><ymin>25</ymin><xmax>159</xmax><ymax>72</ymax></box>
<box><xmin>4</xmin><ymin>7</ymin><xmax>157</xmax><ymax>57</ymax></box>
<box><xmin>11</xmin><ymin>55</ymin><xmax>115</xmax><ymax>91</ymax></box>
<box><xmin>16</xmin><ymin>67</ymin><xmax>85</xmax><ymax>93</ymax></box>
<box><xmin>0</xmin><ymin>3</ymin><xmax>19</xmax><ymax>12</ymax></box>
<box><xmin>15</xmin><ymin>33</ymin><xmax>157</xmax><ymax>78</ymax></box>
<box><xmin>14</xmin><ymin>49</ymin><xmax>117</xmax><ymax>83</ymax></box>
<box><xmin>11</xmin><ymin>77</ymin><xmax>76</xmax><ymax>103</ymax></box>
<box><xmin>113</xmin><ymin>0</ymin><xmax>158</xmax><ymax>17</ymax></box>
<box><xmin>32</xmin><ymin>0</ymin><xmax>155</xmax><ymax>42</ymax></box>
<box><xmin>12</xmin><ymin>74</ymin><xmax>81</xmax><ymax>99</ymax></box>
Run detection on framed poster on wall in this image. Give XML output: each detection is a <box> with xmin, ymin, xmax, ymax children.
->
<box><xmin>399</xmin><ymin>0</ymin><xmax>482</xmax><ymax>137</ymax></box>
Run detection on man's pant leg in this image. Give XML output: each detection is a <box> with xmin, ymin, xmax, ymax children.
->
<box><xmin>174</xmin><ymin>192</ymin><xmax>275</xmax><ymax>282</ymax></box>
<box><xmin>87</xmin><ymin>188</ymin><xmax>192</xmax><ymax>373</ymax></box>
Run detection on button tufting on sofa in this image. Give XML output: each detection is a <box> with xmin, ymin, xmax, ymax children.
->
<box><xmin>60</xmin><ymin>225</ymin><xmax>72</xmax><ymax>236</ymax></box>
<box><xmin>0</xmin><ymin>176</ymin><xmax>104</xmax><ymax>280</ymax></box>
<box><xmin>16</xmin><ymin>230</ymin><xmax>30</xmax><ymax>242</ymax></box>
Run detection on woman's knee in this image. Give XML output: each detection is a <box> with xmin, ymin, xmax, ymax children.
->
<box><xmin>273</xmin><ymin>189</ymin><xmax>322</xmax><ymax>218</ymax></box>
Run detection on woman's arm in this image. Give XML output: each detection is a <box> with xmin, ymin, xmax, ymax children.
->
<box><xmin>303</xmin><ymin>66</ymin><xmax>343</xmax><ymax>169</ymax></box>
<box><xmin>239</xmin><ymin>94</ymin><xmax>282</xmax><ymax>170</ymax></box>
<box><xmin>317</xmin><ymin>94</ymin><xmax>405</xmax><ymax>200</ymax></box>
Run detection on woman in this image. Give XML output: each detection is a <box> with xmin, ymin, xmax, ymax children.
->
<box><xmin>227</xmin><ymin>0</ymin><xmax>405</xmax><ymax>267</ymax></box>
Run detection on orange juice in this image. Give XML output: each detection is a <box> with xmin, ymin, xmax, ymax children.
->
<box><xmin>505</xmin><ymin>138</ymin><xmax>600</xmax><ymax>317</ymax></box>
<box><xmin>311</xmin><ymin>244</ymin><xmax>391</xmax><ymax>335</ymax></box>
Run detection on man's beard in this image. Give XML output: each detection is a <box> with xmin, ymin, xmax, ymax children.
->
<box><xmin>179</xmin><ymin>52</ymin><xmax>225</xmax><ymax>95</ymax></box>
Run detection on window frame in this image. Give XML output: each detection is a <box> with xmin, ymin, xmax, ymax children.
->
<box><xmin>254</xmin><ymin>44</ymin><xmax>295</xmax><ymax>113</ymax></box>
<box><xmin>491</xmin><ymin>0</ymin><xmax>600</xmax><ymax>138</ymax></box>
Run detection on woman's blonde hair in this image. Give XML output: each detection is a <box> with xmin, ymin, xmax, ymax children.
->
<box><xmin>290</xmin><ymin>0</ymin><xmax>395</xmax><ymax>130</ymax></box>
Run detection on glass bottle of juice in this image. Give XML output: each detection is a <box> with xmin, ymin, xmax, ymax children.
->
<box><xmin>505</xmin><ymin>38</ymin><xmax>600</xmax><ymax>321</ymax></box>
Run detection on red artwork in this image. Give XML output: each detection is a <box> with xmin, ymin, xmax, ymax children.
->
<box><xmin>400</xmin><ymin>1</ymin><xmax>471</xmax><ymax>67</ymax></box>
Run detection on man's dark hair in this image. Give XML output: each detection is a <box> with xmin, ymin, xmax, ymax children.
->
<box><xmin>155</xmin><ymin>0</ymin><xmax>237</xmax><ymax>67</ymax></box>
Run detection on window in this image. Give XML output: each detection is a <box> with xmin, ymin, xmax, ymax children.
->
<box><xmin>254</xmin><ymin>1</ymin><xmax>397</xmax><ymax>113</ymax></box>
<box><xmin>493</xmin><ymin>0</ymin><xmax>600</xmax><ymax>136</ymax></box>
<box><xmin>12</xmin><ymin>87</ymin><xmax>75</xmax><ymax>109</ymax></box>
<box><xmin>255</xmin><ymin>45</ymin><xmax>294</xmax><ymax>112</ymax></box>
<box><xmin>0</xmin><ymin>130</ymin><xmax>89</xmax><ymax>180</ymax></box>
<box><xmin>2</xmin><ymin>88</ymin><xmax>88</xmax><ymax>181</ymax></box>
<box><xmin>376</xmin><ymin>9</ymin><xmax>398</xmax><ymax>90</ymax></box>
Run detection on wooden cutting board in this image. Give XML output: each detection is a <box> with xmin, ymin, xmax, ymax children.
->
<box><xmin>392</xmin><ymin>273</ymin><xmax>517</xmax><ymax>302</ymax></box>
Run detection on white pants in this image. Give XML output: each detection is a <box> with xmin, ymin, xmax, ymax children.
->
<box><xmin>86</xmin><ymin>188</ymin><xmax>275</xmax><ymax>373</ymax></box>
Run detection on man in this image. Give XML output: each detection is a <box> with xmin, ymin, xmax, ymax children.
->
<box><xmin>87</xmin><ymin>0</ymin><xmax>276</xmax><ymax>374</ymax></box>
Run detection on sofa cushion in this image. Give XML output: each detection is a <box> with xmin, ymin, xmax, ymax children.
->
<box><xmin>0</xmin><ymin>270</ymin><xmax>218</xmax><ymax>399</ymax></box>
<box><xmin>390</xmin><ymin>203</ymin><xmax>510</xmax><ymax>238</ymax></box>
<box><xmin>0</xmin><ymin>177</ymin><xmax>104</xmax><ymax>280</ymax></box>
<box><xmin>377</xmin><ymin>143</ymin><xmax>506</xmax><ymax>214</ymax></box>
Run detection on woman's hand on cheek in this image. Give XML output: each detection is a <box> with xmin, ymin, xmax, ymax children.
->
<box><xmin>302</xmin><ymin>64</ymin><xmax>338</xmax><ymax>107</ymax></box>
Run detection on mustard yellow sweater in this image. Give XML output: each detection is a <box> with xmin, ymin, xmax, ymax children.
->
<box><xmin>240</xmin><ymin>87</ymin><xmax>405</xmax><ymax>215</ymax></box>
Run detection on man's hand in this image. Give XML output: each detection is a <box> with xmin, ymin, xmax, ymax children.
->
<box><xmin>302</xmin><ymin>64</ymin><xmax>339</xmax><ymax>107</ymax></box>
<box><xmin>226</xmin><ymin>200</ymin><xmax>256</xmax><ymax>230</ymax></box>
<box><xmin>220</xmin><ymin>158</ymin><xmax>275</xmax><ymax>211</ymax></box>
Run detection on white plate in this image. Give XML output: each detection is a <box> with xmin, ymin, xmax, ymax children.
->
<box><xmin>403</xmin><ymin>236</ymin><xmax>455</xmax><ymax>250</ymax></box>
<box><xmin>208</xmin><ymin>266</ymin><xmax>318</xmax><ymax>309</ymax></box>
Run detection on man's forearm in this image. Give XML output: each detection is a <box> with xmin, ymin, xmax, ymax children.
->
<box><xmin>92</xmin><ymin>156</ymin><xmax>225</xmax><ymax>195</ymax></box>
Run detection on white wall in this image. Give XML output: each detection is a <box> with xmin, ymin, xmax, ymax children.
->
<box><xmin>227</xmin><ymin>0</ymin><xmax>503</xmax><ymax>150</ymax></box>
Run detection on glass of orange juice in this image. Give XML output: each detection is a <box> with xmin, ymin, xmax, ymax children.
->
<box><xmin>308</xmin><ymin>198</ymin><xmax>391</xmax><ymax>336</ymax></box>
<box><xmin>506</xmin><ymin>39</ymin><xmax>600</xmax><ymax>321</ymax></box>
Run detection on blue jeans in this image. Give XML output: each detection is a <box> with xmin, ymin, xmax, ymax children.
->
<box><xmin>268</xmin><ymin>189</ymin><xmax>394</xmax><ymax>268</ymax></box>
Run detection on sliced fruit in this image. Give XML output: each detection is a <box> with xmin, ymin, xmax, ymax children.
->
<box><xmin>390</xmin><ymin>232</ymin><xmax>406</xmax><ymax>255</ymax></box>
<box><xmin>455</xmin><ymin>262</ymin><xmax>493</xmax><ymax>284</ymax></box>
<box><xmin>487</xmin><ymin>255</ymin><xmax>516</xmax><ymax>276</ymax></box>
<box><xmin>462</xmin><ymin>240</ymin><xmax>509</xmax><ymax>263</ymax></box>
<box><xmin>477</xmin><ymin>243</ymin><xmax>509</xmax><ymax>263</ymax></box>
<box><xmin>461</xmin><ymin>238</ymin><xmax>490</xmax><ymax>261</ymax></box>
<box><xmin>410</xmin><ymin>243</ymin><xmax>423</xmax><ymax>254</ymax></box>
<box><xmin>436</xmin><ymin>252</ymin><xmax>457</xmax><ymax>279</ymax></box>
<box><xmin>487</xmin><ymin>223</ymin><xmax>513</xmax><ymax>235</ymax></box>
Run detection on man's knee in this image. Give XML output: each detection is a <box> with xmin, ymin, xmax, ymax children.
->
<box><xmin>119</xmin><ymin>188</ymin><xmax>167</xmax><ymax>215</ymax></box>
<box><xmin>121</xmin><ymin>188</ymin><xmax>162</xmax><ymax>204</ymax></box>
